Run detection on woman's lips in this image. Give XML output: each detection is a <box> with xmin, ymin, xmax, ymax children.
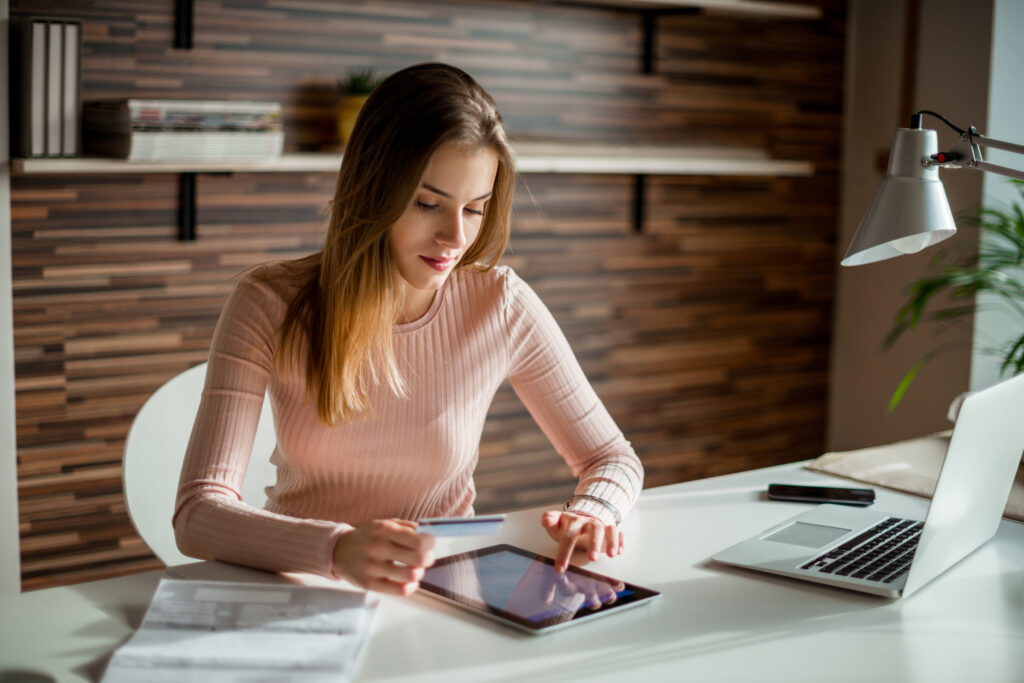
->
<box><xmin>420</xmin><ymin>255</ymin><xmax>456</xmax><ymax>272</ymax></box>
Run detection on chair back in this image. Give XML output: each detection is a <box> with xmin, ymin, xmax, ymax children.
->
<box><xmin>123</xmin><ymin>362</ymin><xmax>277</xmax><ymax>566</ymax></box>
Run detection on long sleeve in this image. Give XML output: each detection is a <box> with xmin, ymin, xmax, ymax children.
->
<box><xmin>503</xmin><ymin>271</ymin><xmax>643</xmax><ymax>525</ymax></box>
<box><xmin>172</xmin><ymin>275</ymin><xmax>351</xmax><ymax>578</ymax></box>
<box><xmin>172</xmin><ymin>262</ymin><xmax>642</xmax><ymax>582</ymax></box>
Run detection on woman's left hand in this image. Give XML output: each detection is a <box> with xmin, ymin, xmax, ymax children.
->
<box><xmin>540</xmin><ymin>510</ymin><xmax>623</xmax><ymax>573</ymax></box>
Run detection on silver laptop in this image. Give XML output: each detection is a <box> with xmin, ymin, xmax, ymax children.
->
<box><xmin>713</xmin><ymin>372</ymin><xmax>1024</xmax><ymax>598</ymax></box>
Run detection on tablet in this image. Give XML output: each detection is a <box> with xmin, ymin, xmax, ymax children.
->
<box><xmin>418</xmin><ymin>544</ymin><xmax>660</xmax><ymax>635</ymax></box>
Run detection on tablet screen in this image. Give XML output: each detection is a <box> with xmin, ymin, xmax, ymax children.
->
<box><xmin>419</xmin><ymin>544</ymin><xmax>660</xmax><ymax>634</ymax></box>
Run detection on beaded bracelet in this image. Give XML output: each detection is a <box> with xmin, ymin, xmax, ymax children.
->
<box><xmin>562</xmin><ymin>494</ymin><xmax>622</xmax><ymax>525</ymax></box>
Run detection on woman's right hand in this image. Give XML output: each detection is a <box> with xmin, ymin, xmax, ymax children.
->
<box><xmin>332</xmin><ymin>519</ymin><xmax>436</xmax><ymax>596</ymax></box>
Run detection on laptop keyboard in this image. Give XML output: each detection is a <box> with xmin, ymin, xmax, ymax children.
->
<box><xmin>800</xmin><ymin>517</ymin><xmax>923</xmax><ymax>584</ymax></box>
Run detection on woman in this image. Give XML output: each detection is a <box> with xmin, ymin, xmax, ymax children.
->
<box><xmin>174</xmin><ymin>63</ymin><xmax>643</xmax><ymax>597</ymax></box>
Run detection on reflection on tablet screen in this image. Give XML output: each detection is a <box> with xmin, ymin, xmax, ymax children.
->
<box><xmin>419</xmin><ymin>544</ymin><xmax>659</xmax><ymax>634</ymax></box>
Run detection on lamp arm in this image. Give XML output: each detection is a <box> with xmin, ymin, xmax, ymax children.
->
<box><xmin>959</xmin><ymin>128</ymin><xmax>1024</xmax><ymax>181</ymax></box>
<box><xmin>969</xmin><ymin>131</ymin><xmax>1024</xmax><ymax>157</ymax></box>
<box><xmin>916</xmin><ymin>111</ymin><xmax>1024</xmax><ymax>181</ymax></box>
<box><xmin>970</xmin><ymin>160</ymin><xmax>1024</xmax><ymax>182</ymax></box>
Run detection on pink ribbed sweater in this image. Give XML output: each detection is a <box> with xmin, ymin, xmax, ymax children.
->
<box><xmin>173</xmin><ymin>262</ymin><xmax>643</xmax><ymax>578</ymax></box>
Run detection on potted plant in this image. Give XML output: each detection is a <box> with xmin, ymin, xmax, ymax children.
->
<box><xmin>336</xmin><ymin>68</ymin><xmax>379</xmax><ymax>145</ymax></box>
<box><xmin>884</xmin><ymin>180</ymin><xmax>1024</xmax><ymax>411</ymax></box>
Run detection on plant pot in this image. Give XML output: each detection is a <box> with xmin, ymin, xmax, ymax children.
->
<box><xmin>337</xmin><ymin>94</ymin><xmax>369</xmax><ymax>145</ymax></box>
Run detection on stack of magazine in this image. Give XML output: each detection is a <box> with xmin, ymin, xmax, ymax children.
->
<box><xmin>82</xmin><ymin>99</ymin><xmax>284</xmax><ymax>162</ymax></box>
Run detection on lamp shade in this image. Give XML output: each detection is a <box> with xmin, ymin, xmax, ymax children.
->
<box><xmin>841</xmin><ymin>127</ymin><xmax>957</xmax><ymax>266</ymax></box>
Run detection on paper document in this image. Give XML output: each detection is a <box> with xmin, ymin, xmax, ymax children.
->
<box><xmin>101</xmin><ymin>578</ymin><xmax>377</xmax><ymax>682</ymax></box>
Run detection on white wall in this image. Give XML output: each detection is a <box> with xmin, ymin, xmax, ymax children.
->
<box><xmin>829</xmin><ymin>0</ymin><xmax>992</xmax><ymax>450</ymax></box>
<box><xmin>1</xmin><ymin>0</ymin><xmax>22</xmax><ymax>595</ymax></box>
<box><xmin>972</xmin><ymin>0</ymin><xmax>1024</xmax><ymax>391</ymax></box>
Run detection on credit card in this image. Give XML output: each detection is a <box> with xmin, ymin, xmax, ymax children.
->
<box><xmin>417</xmin><ymin>514</ymin><xmax>506</xmax><ymax>537</ymax></box>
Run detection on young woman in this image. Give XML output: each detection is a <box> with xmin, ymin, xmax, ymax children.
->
<box><xmin>174</xmin><ymin>63</ymin><xmax>643</xmax><ymax>596</ymax></box>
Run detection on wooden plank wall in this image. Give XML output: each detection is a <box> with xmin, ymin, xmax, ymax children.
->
<box><xmin>9</xmin><ymin>0</ymin><xmax>845</xmax><ymax>589</ymax></box>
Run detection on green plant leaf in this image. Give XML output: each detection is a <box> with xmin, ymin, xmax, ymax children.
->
<box><xmin>1000</xmin><ymin>335</ymin><xmax>1024</xmax><ymax>375</ymax></box>
<box><xmin>888</xmin><ymin>361</ymin><xmax>924</xmax><ymax>413</ymax></box>
<box><xmin>338</xmin><ymin>68</ymin><xmax>379</xmax><ymax>95</ymax></box>
<box><xmin>883</xmin><ymin>185</ymin><xmax>1024</xmax><ymax>406</ymax></box>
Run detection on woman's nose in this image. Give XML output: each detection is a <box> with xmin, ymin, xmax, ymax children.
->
<box><xmin>437</xmin><ymin>209</ymin><xmax>467</xmax><ymax>248</ymax></box>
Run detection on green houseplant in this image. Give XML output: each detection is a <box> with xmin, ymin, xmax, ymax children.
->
<box><xmin>884</xmin><ymin>180</ymin><xmax>1024</xmax><ymax>411</ymax></box>
<box><xmin>336</xmin><ymin>68</ymin><xmax>379</xmax><ymax>145</ymax></box>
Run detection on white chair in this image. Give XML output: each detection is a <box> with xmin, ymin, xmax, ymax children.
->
<box><xmin>123</xmin><ymin>362</ymin><xmax>277</xmax><ymax>566</ymax></box>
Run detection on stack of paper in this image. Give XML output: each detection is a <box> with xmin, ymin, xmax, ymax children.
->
<box><xmin>101</xmin><ymin>579</ymin><xmax>377</xmax><ymax>682</ymax></box>
<box><xmin>82</xmin><ymin>99</ymin><xmax>285</xmax><ymax>162</ymax></box>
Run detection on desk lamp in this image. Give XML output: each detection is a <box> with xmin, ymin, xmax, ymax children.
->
<box><xmin>842</xmin><ymin>110</ymin><xmax>1024</xmax><ymax>266</ymax></box>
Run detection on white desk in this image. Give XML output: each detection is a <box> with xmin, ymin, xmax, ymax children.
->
<box><xmin>2</xmin><ymin>462</ymin><xmax>1022</xmax><ymax>682</ymax></box>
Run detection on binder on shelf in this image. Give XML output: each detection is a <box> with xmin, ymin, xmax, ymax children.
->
<box><xmin>9</xmin><ymin>16</ymin><xmax>82</xmax><ymax>158</ymax></box>
<box><xmin>46</xmin><ymin>22</ymin><xmax>63</xmax><ymax>156</ymax></box>
<box><xmin>62</xmin><ymin>21</ymin><xmax>82</xmax><ymax>155</ymax></box>
<box><xmin>10</xmin><ymin>17</ymin><xmax>47</xmax><ymax>157</ymax></box>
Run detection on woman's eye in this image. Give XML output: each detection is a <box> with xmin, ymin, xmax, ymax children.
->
<box><xmin>464</xmin><ymin>207</ymin><xmax>485</xmax><ymax>216</ymax></box>
<box><xmin>415</xmin><ymin>200</ymin><xmax>439</xmax><ymax>211</ymax></box>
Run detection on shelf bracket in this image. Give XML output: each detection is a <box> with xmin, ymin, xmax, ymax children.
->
<box><xmin>175</xmin><ymin>0</ymin><xmax>194</xmax><ymax>49</ymax></box>
<box><xmin>178</xmin><ymin>173</ymin><xmax>196</xmax><ymax>241</ymax></box>
<box><xmin>641</xmin><ymin>11</ymin><xmax>657</xmax><ymax>74</ymax></box>
<box><xmin>639</xmin><ymin>7</ymin><xmax>701</xmax><ymax>74</ymax></box>
<box><xmin>632</xmin><ymin>174</ymin><xmax>646</xmax><ymax>234</ymax></box>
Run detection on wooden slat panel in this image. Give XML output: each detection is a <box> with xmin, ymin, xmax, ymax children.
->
<box><xmin>10</xmin><ymin>0</ymin><xmax>843</xmax><ymax>589</ymax></box>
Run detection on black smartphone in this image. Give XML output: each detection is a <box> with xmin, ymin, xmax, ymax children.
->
<box><xmin>766</xmin><ymin>483</ymin><xmax>876</xmax><ymax>507</ymax></box>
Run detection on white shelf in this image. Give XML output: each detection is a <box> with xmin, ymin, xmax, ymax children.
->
<box><xmin>10</xmin><ymin>153</ymin><xmax>341</xmax><ymax>175</ymax></box>
<box><xmin>513</xmin><ymin>142</ymin><xmax>813</xmax><ymax>176</ymax></box>
<box><xmin>555</xmin><ymin>0</ymin><xmax>823</xmax><ymax>20</ymax></box>
<box><xmin>11</xmin><ymin>143</ymin><xmax>813</xmax><ymax>178</ymax></box>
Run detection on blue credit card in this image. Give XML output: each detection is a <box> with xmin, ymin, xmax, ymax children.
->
<box><xmin>417</xmin><ymin>514</ymin><xmax>506</xmax><ymax>537</ymax></box>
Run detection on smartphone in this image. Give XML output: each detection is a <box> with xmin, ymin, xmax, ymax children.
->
<box><xmin>766</xmin><ymin>483</ymin><xmax>875</xmax><ymax>507</ymax></box>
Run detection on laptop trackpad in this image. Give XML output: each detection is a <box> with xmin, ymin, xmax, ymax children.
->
<box><xmin>764</xmin><ymin>522</ymin><xmax>852</xmax><ymax>548</ymax></box>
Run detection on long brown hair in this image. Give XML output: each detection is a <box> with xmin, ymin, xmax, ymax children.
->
<box><xmin>276</xmin><ymin>63</ymin><xmax>516</xmax><ymax>425</ymax></box>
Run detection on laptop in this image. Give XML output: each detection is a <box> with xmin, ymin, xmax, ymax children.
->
<box><xmin>713</xmin><ymin>372</ymin><xmax>1024</xmax><ymax>598</ymax></box>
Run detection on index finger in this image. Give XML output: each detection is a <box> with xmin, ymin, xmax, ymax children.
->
<box><xmin>555</xmin><ymin>517</ymin><xmax>585</xmax><ymax>572</ymax></box>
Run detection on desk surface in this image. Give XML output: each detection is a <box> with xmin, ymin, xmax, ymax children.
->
<box><xmin>2</xmin><ymin>461</ymin><xmax>1022</xmax><ymax>683</ymax></box>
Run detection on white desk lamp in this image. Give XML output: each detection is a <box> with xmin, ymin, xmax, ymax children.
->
<box><xmin>842</xmin><ymin>110</ymin><xmax>1024</xmax><ymax>266</ymax></box>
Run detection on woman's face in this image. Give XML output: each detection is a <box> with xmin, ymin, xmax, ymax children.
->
<box><xmin>389</xmin><ymin>142</ymin><xmax>499</xmax><ymax>321</ymax></box>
